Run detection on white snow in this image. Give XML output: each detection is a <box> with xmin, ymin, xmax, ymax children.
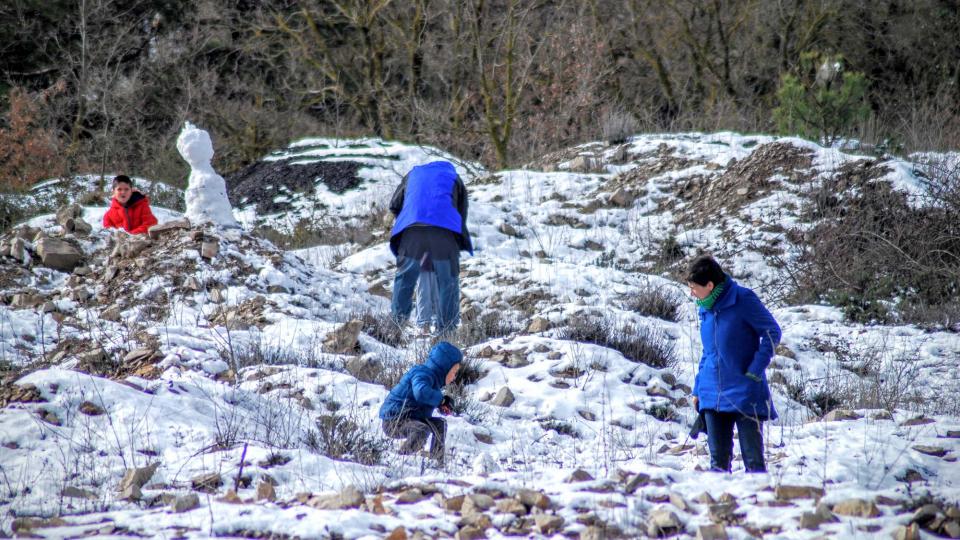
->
<box><xmin>177</xmin><ymin>121</ymin><xmax>240</xmax><ymax>229</ymax></box>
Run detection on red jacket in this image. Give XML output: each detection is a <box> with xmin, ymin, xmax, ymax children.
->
<box><xmin>102</xmin><ymin>192</ymin><xmax>158</xmax><ymax>234</ymax></box>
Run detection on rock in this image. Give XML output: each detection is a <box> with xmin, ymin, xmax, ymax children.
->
<box><xmin>625</xmin><ymin>472</ymin><xmax>651</xmax><ymax>494</ymax></box>
<box><xmin>210</xmin><ymin>288</ymin><xmax>227</xmax><ymax>304</ymax></box>
<box><xmin>505</xmin><ymin>353</ymin><xmax>531</xmax><ymax>368</ymax></box>
<box><xmin>893</xmin><ymin>523</ymin><xmax>921</xmax><ymax>540</ymax></box>
<box><xmin>496</xmin><ymin>498</ymin><xmax>528</xmax><ymax>516</ymax></box>
<box><xmin>943</xmin><ymin>521</ymin><xmax>960</xmax><ymax>538</ymax></box>
<box><xmin>191</xmin><ymin>472</ymin><xmax>222</xmax><ymax>492</ymax></box>
<box><xmin>337</xmin><ymin>485</ymin><xmax>365</xmax><ymax>509</ymax></box>
<box><xmin>670</xmin><ymin>492</ymin><xmax>690</xmax><ymax>512</ymax></box>
<box><xmin>869</xmin><ymin>410</ymin><xmax>894</xmax><ymax>420</ymax></box>
<box><xmin>578</xmin><ymin>409</ymin><xmax>597</xmax><ymax>421</ymax></box>
<box><xmin>201</xmin><ymin>240</ymin><xmax>220</xmax><ymax>259</ymax></box>
<box><xmin>490</xmin><ymin>387</ymin><xmax>515</xmax><ymax>407</ymax></box>
<box><xmin>569</xmin><ymin>155</ymin><xmax>596</xmax><ymax>172</ymax></box>
<box><xmin>696</xmin><ymin>524</ymin><xmax>728</xmax><ymax>540</ymax></box>
<box><xmin>696</xmin><ymin>492</ymin><xmax>716</xmax><ymax>505</ymax></box>
<box><xmin>62</xmin><ymin>486</ymin><xmax>97</xmax><ymax>500</ymax></box>
<box><xmin>322</xmin><ymin>319</ymin><xmax>363</xmax><ymax>354</ymax></box>
<box><xmin>345</xmin><ymin>355</ymin><xmax>383</xmax><ymax>384</ymax></box>
<box><xmin>534</xmin><ymin>514</ymin><xmax>565</xmax><ymax>534</ymax></box>
<box><xmin>498</xmin><ymin>222</ymin><xmax>520</xmax><ymax>237</ymax></box>
<box><xmin>822</xmin><ymin>409</ymin><xmax>861</xmax><ymax>422</ymax></box>
<box><xmin>306</xmin><ymin>485</ymin><xmax>365</xmax><ymax>510</ymax></box>
<box><xmin>462</xmin><ymin>493</ymin><xmax>495</xmax><ymax>515</ymax></box>
<box><xmin>185</xmin><ymin>276</ymin><xmax>203</xmax><ymax>292</ymax></box>
<box><xmin>912</xmin><ymin>445</ymin><xmax>948</xmax><ymax>457</ymax></box>
<box><xmin>900</xmin><ymin>416</ymin><xmax>935</xmax><ymax>427</ymax></box>
<box><xmin>609</xmin><ymin>188</ymin><xmax>635</xmax><ymax>208</ymax></box>
<box><xmin>9</xmin><ymin>237</ymin><xmax>27</xmax><ymax>262</ymax></box>
<box><xmin>516</xmin><ymin>489</ymin><xmax>551</xmax><ymax>510</ymax></box>
<box><xmin>647</xmin><ymin>507</ymin><xmax>682</xmax><ymax>537</ymax></box>
<box><xmin>709</xmin><ymin>503</ymin><xmax>739</xmax><ymax>523</ymax></box>
<box><xmin>118</xmin><ymin>463</ymin><xmax>159</xmax><ymax>495</ymax></box>
<box><xmin>121</xmin><ymin>237</ymin><xmax>152</xmax><ymax>258</ymax></box>
<box><xmin>566</xmin><ymin>469</ymin><xmax>594</xmax><ymax>482</ymax></box>
<box><xmin>527</xmin><ymin>317</ymin><xmax>551</xmax><ymax>333</ymax></box>
<box><xmin>35</xmin><ymin>237</ymin><xmax>83</xmax><ymax>271</ymax></box>
<box><xmin>384</xmin><ymin>527</ymin><xmax>408</xmax><ymax>540</ymax></box>
<box><xmin>473</xmin><ymin>431</ymin><xmax>494</xmax><ymax>444</ymax></box>
<box><xmin>171</xmin><ymin>493</ymin><xmax>200</xmax><ymax>513</ymax></box>
<box><xmin>220</xmin><ymin>489</ymin><xmax>242</xmax><ymax>503</ymax></box>
<box><xmin>56</xmin><ymin>204</ymin><xmax>83</xmax><ymax>227</ymax></box>
<box><xmin>102</xmin><ymin>305</ymin><xmax>123</xmax><ymax>321</ymax></box>
<box><xmin>647</xmin><ymin>385</ymin><xmax>671</xmax><ymax>397</ymax></box>
<box><xmin>124</xmin><ymin>348</ymin><xmax>157</xmax><ymax>364</ymax></box>
<box><xmin>775</xmin><ymin>485</ymin><xmax>825</xmax><ymax>501</ymax></box>
<box><xmin>443</xmin><ymin>494</ymin><xmax>465</xmax><ymax>512</ymax></box>
<box><xmin>11</xmin><ymin>293</ymin><xmax>43</xmax><ymax>308</ymax></box>
<box><xmin>799</xmin><ymin>503</ymin><xmax>836</xmax><ymax>529</ymax></box>
<box><xmin>256</xmin><ymin>481</ymin><xmax>275</xmax><ymax>502</ymax></box>
<box><xmin>119</xmin><ymin>483</ymin><xmax>142</xmax><ymax>501</ymax></box>
<box><xmin>396</xmin><ymin>488</ymin><xmax>428</xmax><ymax>504</ymax></box>
<box><xmin>832</xmin><ymin>498</ymin><xmax>880</xmax><ymax>518</ymax></box>
<box><xmin>78</xmin><ymin>401</ymin><xmax>106</xmax><ymax>416</ymax></box>
<box><xmin>456</xmin><ymin>525</ymin><xmax>486</xmax><ymax>540</ymax></box>
<box><xmin>147</xmin><ymin>218</ymin><xmax>191</xmax><ymax>240</ymax></box>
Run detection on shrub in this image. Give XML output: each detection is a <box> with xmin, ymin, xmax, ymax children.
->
<box><xmin>453</xmin><ymin>311</ymin><xmax>521</xmax><ymax>348</ymax></box>
<box><xmin>357</xmin><ymin>310</ymin><xmax>406</xmax><ymax>348</ymax></box>
<box><xmin>561</xmin><ymin>315</ymin><xmax>676</xmax><ymax>369</ymax></box>
<box><xmin>623</xmin><ymin>283</ymin><xmax>681</xmax><ymax>322</ymax></box>
<box><xmin>304</xmin><ymin>413</ymin><xmax>388</xmax><ymax>465</ymax></box>
<box><xmin>0</xmin><ymin>87</ymin><xmax>67</xmax><ymax>194</ymax></box>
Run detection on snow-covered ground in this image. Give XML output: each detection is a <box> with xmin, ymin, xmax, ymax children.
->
<box><xmin>1</xmin><ymin>133</ymin><xmax>958</xmax><ymax>539</ymax></box>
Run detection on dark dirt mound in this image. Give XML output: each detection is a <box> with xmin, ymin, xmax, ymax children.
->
<box><xmin>225</xmin><ymin>159</ymin><xmax>364</xmax><ymax>214</ymax></box>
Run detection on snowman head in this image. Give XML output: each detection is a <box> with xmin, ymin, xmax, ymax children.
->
<box><xmin>177</xmin><ymin>121</ymin><xmax>214</xmax><ymax>168</ymax></box>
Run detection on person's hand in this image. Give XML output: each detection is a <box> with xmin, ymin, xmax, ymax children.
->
<box><xmin>439</xmin><ymin>395</ymin><xmax>455</xmax><ymax>416</ymax></box>
<box><xmin>692</xmin><ymin>396</ymin><xmax>699</xmax><ymax>412</ymax></box>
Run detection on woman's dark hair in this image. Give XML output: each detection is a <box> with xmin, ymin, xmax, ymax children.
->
<box><xmin>685</xmin><ymin>255</ymin><xmax>725</xmax><ymax>286</ymax></box>
<box><xmin>113</xmin><ymin>175</ymin><xmax>133</xmax><ymax>187</ymax></box>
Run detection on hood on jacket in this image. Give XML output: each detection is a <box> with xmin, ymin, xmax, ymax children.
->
<box><xmin>424</xmin><ymin>341</ymin><xmax>463</xmax><ymax>381</ymax></box>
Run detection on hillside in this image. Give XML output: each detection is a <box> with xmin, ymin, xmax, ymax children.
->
<box><xmin>0</xmin><ymin>132</ymin><xmax>958</xmax><ymax>539</ymax></box>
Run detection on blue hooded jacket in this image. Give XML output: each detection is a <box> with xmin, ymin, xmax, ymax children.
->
<box><xmin>389</xmin><ymin>161</ymin><xmax>473</xmax><ymax>256</ymax></box>
<box><xmin>693</xmin><ymin>277</ymin><xmax>781</xmax><ymax>420</ymax></box>
<box><xmin>379</xmin><ymin>342</ymin><xmax>463</xmax><ymax>421</ymax></box>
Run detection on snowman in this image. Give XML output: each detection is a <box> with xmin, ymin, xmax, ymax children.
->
<box><xmin>177</xmin><ymin>121</ymin><xmax>240</xmax><ymax>228</ymax></box>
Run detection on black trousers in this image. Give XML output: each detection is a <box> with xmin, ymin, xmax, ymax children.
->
<box><xmin>382</xmin><ymin>416</ymin><xmax>446</xmax><ymax>459</ymax></box>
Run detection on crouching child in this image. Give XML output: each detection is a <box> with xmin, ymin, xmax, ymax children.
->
<box><xmin>379</xmin><ymin>341</ymin><xmax>462</xmax><ymax>465</ymax></box>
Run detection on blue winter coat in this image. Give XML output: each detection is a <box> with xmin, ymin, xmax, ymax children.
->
<box><xmin>379</xmin><ymin>341</ymin><xmax>463</xmax><ymax>421</ymax></box>
<box><xmin>389</xmin><ymin>161</ymin><xmax>473</xmax><ymax>256</ymax></box>
<box><xmin>693</xmin><ymin>277</ymin><xmax>781</xmax><ymax>420</ymax></box>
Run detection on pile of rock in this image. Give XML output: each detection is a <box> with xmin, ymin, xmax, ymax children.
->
<box><xmin>0</xmin><ymin>204</ymin><xmax>89</xmax><ymax>272</ymax></box>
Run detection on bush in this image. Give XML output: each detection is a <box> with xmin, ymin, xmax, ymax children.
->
<box><xmin>304</xmin><ymin>413</ymin><xmax>389</xmax><ymax>466</ymax></box>
<box><xmin>623</xmin><ymin>283</ymin><xmax>681</xmax><ymax>322</ymax></box>
<box><xmin>357</xmin><ymin>310</ymin><xmax>406</xmax><ymax>349</ymax></box>
<box><xmin>787</xmin><ymin>162</ymin><xmax>960</xmax><ymax>327</ymax></box>
<box><xmin>561</xmin><ymin>315</ymin><xmax>676</xmax><ymax>369</ymax></box>
<box><xmin>453</xmin><ymin>311</ymin><xmax>521</xmax><ymax>348</ymax></box>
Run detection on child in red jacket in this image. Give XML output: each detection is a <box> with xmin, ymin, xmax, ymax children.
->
<box><xmin>102</xmin><ymin>175</ymin><xmax>158</xmax><ymax>235</ymax></box>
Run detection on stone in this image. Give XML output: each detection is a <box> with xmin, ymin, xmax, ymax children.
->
<box><xmin>121</xmin><ymin>237</ymin><xmax>152</xmax><ymax>258</ymax></box>
<box><xmin>624</xmin><ymin>472</ymin><xmax>651</xmax><ymax>494</ymax></box>
<box><xmin>609</xmin><ymin>188</ymin><xmax>635</xmax><ymax>208</ymax></box>
<box><xmin>147</xmin><ymin>218</ymin><xmax>191</xmax><ymax>240</ymax></box>
<box><xmin>900</xmin><ymin>416</ymin><xmax>935</xmax><ymax>427</ymax></box>
<box><xmin>119</xmin><ymin>484</ymin><xmax>142</xmax><ymax>501</ymax></box>
<box><xmin>496</xmin><ymin>498</ymin><xmax>528</xmax><ymax>516</ymax></box>
<box><xmin>56</xmin><ymin>204</ymin><xmax>83</xmax><ymax>227</ymax></box>
<box><xmin>869</xmin><ymin>410</ymin><xmax>894</xmax><ymax>420</ymax></box>
<box><xmin>696</xmin><ymin>524</ymin><xmax>728</xmax><ymax>540</ymax></box>
<box><xmin>516</xmin><ymin>489</ymin><xmax>551</xmax><ymax>510</ymax></box>
<box><xmin>947</xmin><ymin>506</ymin><xmax>960</xmax><ymax>520</ymax></box>
<box><xmin>220</xmin><ymin>489</ymin><xmax>242</xmax><ymax>503</ymax></box>
<box><xmin>455</xmin><ymin>525</ymin><xmax>486</xmax><ymax>540</ymax></box>
<box><xmin>306</xmin><ymin>485</ymin><xmax>364</xmax><ymax>510</ymax></box>
<box><xmin>102</xmin><ymin>305</ymin><xmax>122</xmax><ymax>321</ymax></box>
<box><xmin>490</xmin><ymin>387</ymin><xmax>515</xmax><ymax>407</ymax></box>
<box><xmin>118</xmin><ymin>463</ymin><xmax>159</xmax><ymax>494</ymax></box>
<box><xmin>569</xmin><ymin>155</ymin><xmax>596</xmax><ymax>172</ymax></box>
<box><xmin>799</xmin><ymin>504</ymin><xmax>835</xmax><ymax>530</ymax></box>
<box><xmin>659</xmin><ymin>372</ymin><xmax>677</xmax><ymax>386</ymax></box>
<box><xmin>775</xmin><ymin>485</ymin><xmax>825</xmax><ymax>501</ymax></box>
<box><xmin>822</xmin><ymin>409</ymin><xmax>861</xmax><ymax>422</ymax></box>
<box><xmin>396</xmin><ymin>488</ymin><xmax>427</xmax><ymax>504</ymax></box>
<box><xmin>185</xmin><ymin>276</ymin><xmax>203</xmax><ymax>292</ymax></box>
<box><xmin>11</xmin><ymin>293</ymin><xmax>43</xmax><ymax>308</ymax></box>
<box><xmin>210</xmin><ymin>288</ymin><xmax>227</xmax><ymax>304</ymax></box>
<box><xmin>647</xmin><ymin>507</ymin><xmax>682</xmax><ymax>537</ymax></box>
<box><xmin>498</xmin><ymin>222</ymin><xmax>520</xmax><ymax>237</ymax></box>
<box><xmin>578</xmin><ymin>409</ymin><xmax>597</xmax><ymax>421</ymax></box>
<box><xmin>443</xmin><ymin>494</ymin><xmax>465</xmax><ymax>512</ymax></box>
<box><xmin>267</xmin><ymin>285</ymin><xmax>289</xmax><ymax>294</ymax></box>
<box><xmin>647</xmin><ymin>385</ymin><xmax>671</xmax><ymax>397</ymax></box>
<box><xmin>124</xmin><ymin>348</ymin><xmax>157</xmax><ymax>364</ymax></box>
<box><xmin>696</xmin><ymin>492</ymin><xmax>716</xmax><ymax>505</ymax></box>
<box><xmin>171</xmin><ymin>493</ymin><xmax>200</xmax><ymax>513</ymax></box>
<box><xmin>505</xmin><ymin>353</ymin><xmax>532</xmax><ymax>368</ymax></box>
<box><xmin>345</xmin><ymin>355</ymin><xmax>383</xmax><ymax>384</ymax></box>
<box><xmin>256</xmin><ymin>481</ymin><xmax>275</xmax><ymax>502</ymax></box>
<box><xmin>201</xmin><ymin>240</ymin><xmax>220</xmax><ymax>259</ymax></box>
<box><xmin>61</xmin><ymin>486</ymin><xmax>97</xmax><ymax>500</ymax></box>
<box><xmin>893</xmin><ymin>523</ymin><xmax>921</xmax><ymax>540</ymax></box>
<box><xmin>322</xmin><ymin>319</ymin><xmax>363</xmax><ymax>354</ymax></box>
<box><xmin>473</xmin><ymin>431</ymin><xmax>494</xmax><ymax>444</ymax></box>
<box><xmin>534</xmin><ymin>514</ymin><xmax>565</xmax><ymax>534</ymax></box>
<box><xmin>78</xmin><ymin>401</ymin><xmax>106</xmax><ymax>416</ymax></box>
<box><xmin>337</xmin><ymin>485</ymin><xmax>364</xmax><ymax>508</ymax></box>
<box><xmin>527</xmin><ymin>317</ymin><xmax>551</xmax><ymax>333</ymax></box>
<box><xmin>384</xmin><ymin>527</ymin><xmax>408</xmax><ymax>540</ymax></box>
<box><xmin>943</xmin><ymin>521</ymin><xmax>960</xmax><ymax>538</ymax></box>
<box><xmin>709</xmin><ymin>503</ymin><xmax>739</xmax><ymax>523</ymax></box>
<box><xmin>191</xmin><ymin>472</ymin><xmax>222</xmax><ymax>492</ymax></box>
<box><xmin>946</xmin><ymin>431</ymin><xmax>960</xmax><ymax>438</ymax></box>
<box><xmin>912</xmin><ymin>445</ymin><xmax>948</xmax><ymax>457</ymax></box>
<box><xmin>462</xmin><ymin>493</ymin><xmax>495</xmax><ymax>515</ymax></box>
<box><xmin>566</xmin><ymin>469</ymin><xmax>594</xmax><ymax>483</ymax></box>
<box><xmin>670</xmin><ymin>492</ymin><xmax>690</xmax><ymax>512</ymax></box>
<box><xmin>35</xmin><ymin>237</ymin><xmax>83</xmax><ymax>271</ymax></box>
<box><xmin>9</xmin><ymin>237</ymin><xmax>27</xmax><ymax>262</ymax></box>
<box><xmin>832</xmin><ymin>498</ymin><xmax>880</xmax><ymax>518</ymax></box>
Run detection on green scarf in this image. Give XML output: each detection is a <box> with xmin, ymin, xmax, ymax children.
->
<box><xmin>696</xmin><ymin>278</ymin><xmax>727</xmax><ymax>310</ymax></box>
